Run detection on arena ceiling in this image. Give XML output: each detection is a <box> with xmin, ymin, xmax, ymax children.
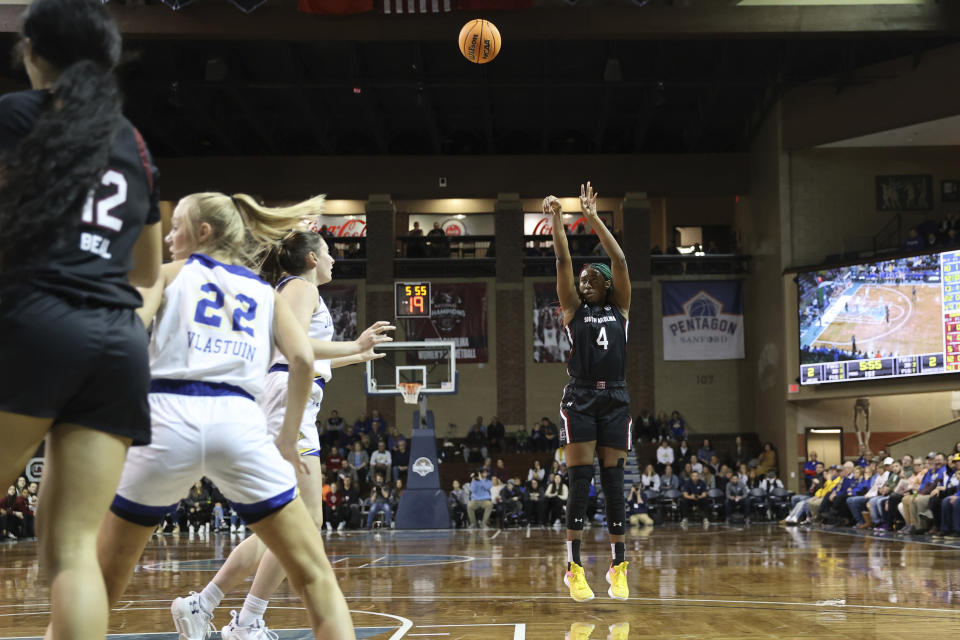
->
<box><xmin>0</xmin><ymin>2</ymin><xmax>955</xmax><ymax>158</ymax></box>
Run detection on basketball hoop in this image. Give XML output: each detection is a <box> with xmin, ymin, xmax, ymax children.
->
<box><xmin>399</xmin><ymin>382</ymin><xmax>423</xmax><ymax>405</ymax></box>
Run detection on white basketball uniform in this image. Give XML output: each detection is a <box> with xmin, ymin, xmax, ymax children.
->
<box><xmin>260</xmin><ymin>275</ymin><xmax>333</xmax><ymax>458</ymax></box>
<box><xmin>112</xmin><ymin>254</ymin><xmax>298</xmax><ymax>526</ymax></box>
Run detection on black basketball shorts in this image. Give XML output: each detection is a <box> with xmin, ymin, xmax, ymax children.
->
<box><xmin>0</xmin><ymin>290</ymin><xmax>151</xmax><ymax>445</ymax></box>
<box><xmin>558</xmin><ymin>383</ymin><xmax>632</xmax><ymax>451</ymax></box>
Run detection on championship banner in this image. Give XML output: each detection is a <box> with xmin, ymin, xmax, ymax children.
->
<box><xmin>319</xmin><ymin>284</ymin><xmax>358</xmax><ymax>341</ymax></box>
<box><xmin>662</xmin><ymin>281</ymin><xmax>744</xmax><ymax>361</ymax></box>
<box><xmin>533</xmin><ymin>282</ymin><xmax>569</xmax><ymax>363</ymax></box>
<box><xmin>407</xmin><ymin>282</ymin><xmax>488</xmax><ymax>363</ymax></box>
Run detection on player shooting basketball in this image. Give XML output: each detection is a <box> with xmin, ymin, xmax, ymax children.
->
<box><xmin>544</xmin><ymin>182</ymin><xmax>631</xmax><ymax>603</ymax></box>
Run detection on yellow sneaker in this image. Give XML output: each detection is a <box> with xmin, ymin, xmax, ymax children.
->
<box><xmin>565</xmin><ymin>622</ymin><xmax>596</xmax><ymax>640</ymax></box>
<box><xmin>563</xmin><ymin>562</ymin><xmax>595</xmax><ymax>602</ymax></box>
<box><xmin>608</xmin><ymin>622</ymin><xmax>630</xmax><ymax>640</ymax></box>
<box><xmin>606</xmin><ymin>561</ymin><xmax>629</xmax><ymax>600</ymax></box>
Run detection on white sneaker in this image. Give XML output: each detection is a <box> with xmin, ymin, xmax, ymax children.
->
<box><xmin>188</xmin><ymin>525</ymin><xmax>195</xmax><ymax>535</ymax></box>
<box><xmin>702</xmin><ymin>518</ymin><xmax>709</xmax><ymax>525</ymax></box>
<box><xmin>170</xmin><ymin>592</ymin><xmax>215</xmax><ymax>640</ymax></box>
<box><xmin>325</xmin><ymin>521</ymin><xmax>333</xmax><ymax>531</ymax></box>
<box><xmin>337</xmin><ymin>521</ymin><xmax>346</xmax><ymax>531</ymax></box>
<box><xmin>230</xmin><ymin>524</ymin><xmax>236</xmax><ymax>533</ymax></box>
<box><xmin>221</xmin><ymin>611</ymin><xmax>278</xmax><ymax>640</ymax></box>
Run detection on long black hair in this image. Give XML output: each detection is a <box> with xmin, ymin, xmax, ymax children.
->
<box><xmin>259</xmin><ymin>230</ymin><xmax>324</xmax><ymax>285</ymax></box>
<box><xmin>0</xmin><ymin>0</ymin><xmax>122</xmax><ymax>271</ymax></box>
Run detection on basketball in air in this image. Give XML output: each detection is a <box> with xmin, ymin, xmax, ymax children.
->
<box><xmin>458</xmin><ymin>19</ymin><xmax>501</xmax><ymax>64</ymax></box>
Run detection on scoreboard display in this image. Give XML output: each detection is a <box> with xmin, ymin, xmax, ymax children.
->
<box><xmin>395</xmin><ymin>282</ymin><xmax>431</xmax><ymax>318</ymax></box>
<box><xmin>798</xmin><ymin>249</ymin><xmax>957</xmax><ymax>386</ymax></box>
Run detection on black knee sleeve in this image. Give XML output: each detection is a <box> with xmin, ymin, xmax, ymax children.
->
<box><xmin>601</xmin><ymin>459</ymin><xmax>626</xmax><ymax>535</ymax></box>
<box><xmin>566</xmin><ymin>465</ymin><xmax>594</xmax><ymax>531</ymax></box>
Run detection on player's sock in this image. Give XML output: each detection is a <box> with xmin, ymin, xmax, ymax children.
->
<box><xmin>611</xmin><ymin>542</ymin><xmax>625</xmax><ymax>565</ymax></box>
<box><xmin>566</xmin><ymin>540</ymin><xmax>582</xmax><ymax>566</ymax></box>
<box><xmin>198</xmin><ymin>581</ymin><xmax>224</xmax><ymax>614</ymax></box>
<box><xmin>237</xmin><ymin>594</ymin><xmax>269</xmax><ymax>627</ymax></box>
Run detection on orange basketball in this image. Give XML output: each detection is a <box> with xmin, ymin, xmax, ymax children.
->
<box><xmin>458</xmin><ymin>19</ymin><xmax>501</xmax><ymax>64</ymax></box>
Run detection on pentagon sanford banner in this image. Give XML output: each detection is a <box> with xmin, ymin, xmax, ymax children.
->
<box><xmin>662</xmin><ymin>281</ymin><xmax>744</xmax><ymax>361</ymax></box>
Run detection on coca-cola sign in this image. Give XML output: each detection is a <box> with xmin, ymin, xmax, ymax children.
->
<box><xmin>525</xmin><ymin>213</ymin><xmax>612</xmax><ymax>236</ymax></box>
<box><xmin>441</xmin><ymin>219</ymin><xmax>466</xmax><ymax>236</ymax></box>
<box><xmin>327</xmin><ymin>218</ymin><xmax>367</xmax><ymax>237</ymax></box>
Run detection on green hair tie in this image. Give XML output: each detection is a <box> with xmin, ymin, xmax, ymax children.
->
<box><xmin>585</xmin><ymin>262</ymin><xmax>613</xmax><ymax>288</ymax></box>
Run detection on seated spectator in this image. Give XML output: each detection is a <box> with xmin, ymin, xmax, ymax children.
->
<box><xmin>901</xmin><ymin>453</ymin><xmax>948</xmax><ymax>535</ymax></box>
<box><xmin>715</xmin><ymin>466</ymin><xmax>731</xmax><ymax>493</ymax></box>
<box><xmin>759</xmin><ymin>470</ymin><xmax>784</xmax><ymax>494</ymax></box>
<box><xmin>697</xmin><ymin>439</ymin><xmax>715</xmax><ymax>465</ymax></box>
<box><xmin>370</xmin><ymin>439</ymin><xmax>392</xmax><ymax>482</ymax></box>
<box><xmin>339</xmin><ymin>475</ymin><xmax>362</xmax><ymax>529</ymax></box>
<box><xmin>340</xmin><ymin>424</ymin><xmax>360</xmax><ymax>456</ymax></box>
<box><xmin>656</xmin><ymin>411</ymin><xmax>671</xmax><ymax>441</ymax></box>
<box><xmin>369</xmin><ymin>410</ymin><xmax>388</xmax><ymax>439</ymax></box>
<box><xmin>527</xmin><ymin>459</ymin><xmax>546</xmax><ymax>485</ymax></box>
<box><xmin>701</xmin><ymin>467</ymin><xmax>716</xmax><ymax>490</ymax></box>
<box><xmin>524</xmin><ymin>478</ymin><xmax>547</xmax><ymax>526</ymax></box>
<box><xmin>325</xmin><ymin>448</ymin><xmax>345</xmax><ymax>477</ymax></box>
<box><xmin>737</xmin><ymin>463</ymin><xmax>750</xmax><ymax>487</ymax></box>
<box><xmin>468</xmin><ymin>469</ymin><xmax>494</xmax><ymax>528</ymax></box>
<box><xmin>848</xmin><ymin>460</ymin><xmax>887</xmax><ymax>529</ymax></box>
<box><xmin>784</xmin><ymin>466</ymin><xmax>840</xmax><ymax>525</ymax></box>
<box><xmin>514</xmin><ymin>425</ymin><xmax>530</xmax><ymax>453</ymax></box>
<box><xmin>359</xmin><ymin>433</ymin><xmax>375</xmax><ymax>456</ymax></box>
<box><xmin>529</xmin><ymin>422</ymin><xmax>545</xmax><ymax>452</ymax></box>
<box><xmin>365</xmin><ymin>473</ymin><xmax>393</xmax><ymax>529</ymax></box>
<box><xmin>868</xmin><ymin>460</ymin><xmax>901</xmax><ymax>530</ymax></box>
<box><xmin>937</xmin><ymin>457</ymin><xmax>960</xmax><ymax>538</ymax></box>
<box><xmin>545</xmin><ymin>473</ymin><xmax>569</xmax><ymax>526</ymax></box>
<box><xmin>731</xmin><ymin>435</ymin><xmax>751</xmax><ymax>469</ymax></box>
<box><xmin>386</xmin><ymin>426</ymin><xmax>406</xmax><ymax>452</ymax></box>
<box><xmin>640</xmin><ymin>464</ymin><xmax>660</xmax><ymax>492</ymax></box>
<box><xmin>680</xmin><ymin>471</ymin><xmax>709</xmax><ymax>524</ymax></box>
<box><xmin>390</xmin><ymin>479</ymin><xmax>404</xmax><ymax>512</ymax></box>
<box><xmin>756</xmin><ymin>442</ymin><xmax>777</xmax><ymax>477</ymax></box>
<box><xmin>668</xmin><ymin>411</ymin><xmax>686</xmax><ymax>442</ymax></box>
<box><xmin>725</xmin><ymin>474</ymin><xmax>751</xmax><ymax>523</ymax></box>
<box><xmin>464</xmin><ymin>422</ymin><xmax>488</xmax><ymax>463</ymax></box>
<box><xmin>499</xmin><ymin>479</ymin><xmax>523</xmax><ymax>526</ymax></box>
<box><xmin>493</xmin><ymin>458</ymin><xmax>509</xmax><ymax>482</ymax></box>
<box><xmin>392</xmin><ymin>439</ymin><xmax>410</xmax><ymax>481</ymax></box>
<box><xmin>554</xmin><ymin>446</ymin><xmax>566</xmax><ymax>468</ymax></box>
<box><xmin>803</xmin><ymin>452</ymin><xmax>819</xmax><ymax>490</ymax></box>
<box><xmin>1</xmin><ymin>485</ymin><xmax>21</xmax><ymax>539</ymax></box>
<box><xmin>184</xmin><ymin>480</ymin><xmax>212</xmax><ymax>534</ymax></box>
<box><xmin>541</xmin><ymin>417</ymin><xmax>559</xmax><ymax>452</ymax></box>
<box><xmin>627</xmin><ymin>484</ymin><xmax>653</xmax><ymax>528</ymax></box>
<box><xmin>707</xmin><ymin>455</ymin><xmax>722</xmax><ymax>476</ymax></box>
<box><xmin>354</xmin><ymin>412</ymin><xmax>370</xmax><ymax>436</ymax></box>
<box><xmin>819</xmin><ymin>463</ymin><xmax>862</xmax><ymax>525</ymax></box>
<box><xmin>344</xmin><ymin>441</ymin><xmax>369</xmax><ymax>484</ymax></box>
<box><xmin>487</xmin><ymin>416</ymin><xmax>506</xmax><ymax>454</ymax></box>
<box><xmin>660</xmin><ymin>465</ymin><xmax>680</xmax><ymax>491</ymax></box>
<box><xmin>656</xmin><ymin>440</ymin><xmax>675</xmax><ymax>475</ymax></box>
<box><xmin>675</xmin><ymin>439</ymin><xmax>691</xmax><ymax>465</ymax></box>
<box><xmin>635</xmin><ymin>409</ymin><xmax>658</xmax><ymax>443</ymax></box>
<box><xmin>689</xmin><ymin>454</ymin><xmax>703</xmax><ymax>475</ymax></box>
<box><xmin>680</xmin><ymin>462</ymin><xmax>693</xmax><ymax>482</ymax></box>
<box><xmin>325</xmin><ymin>409</ymin><xmax>345</xmax><ymax>449</ymax></box>
<box><xmin>324</xmin><ymin>479</ymin><xmax>347</xmax><ymax>531</ymax></box>
<box><xmin>448</xmin><ymin>480</ymin><xmax>469</xmax><ymax>528</ymax></box>
<box><xmin>902</xmin><ymin>228</ymin><xmax>923</xmax><ymax>251</ymax></box>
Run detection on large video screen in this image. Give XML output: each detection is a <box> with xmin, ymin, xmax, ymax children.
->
<box><xmin>798</xmin><ymin>251</ymin><xmax>960</xmax><ymax>385</ymax></box>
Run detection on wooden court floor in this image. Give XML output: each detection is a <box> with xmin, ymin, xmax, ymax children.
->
<box><xmin>2</xmin><ymin>524</ymin><xmax>960</xmax><ymax>639</ymax></box>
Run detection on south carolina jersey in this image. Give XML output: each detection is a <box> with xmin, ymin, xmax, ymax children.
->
<box><xmin>0</xmin><ymin>90</ymin><xmax>160</xmax><ymax>309</ymax></box>
<box><xmin>564</xmin><ymin>303</ymin><xmax>628</xmax><ymax>382</ymax></box>
<box><xmin>150</xmin><ymin>254</ymin><xmax>275</xmax><ymax>400</ymax></box>
<box><xmin>270</xmin><ymin>275</ymin><xmax>334</xmax><ymax>383</ymax></box>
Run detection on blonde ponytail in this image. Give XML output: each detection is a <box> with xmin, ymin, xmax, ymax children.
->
<box><xmin>183</xmin><ymin>192</ymin><xmax>325</xmax><ymax>268</ymax></box>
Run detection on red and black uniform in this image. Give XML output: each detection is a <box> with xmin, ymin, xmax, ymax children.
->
<box><xmin>559</xmin><ymin>302</ymin><xmax>632</xmax><ymax>451</ymax></box>
<box><xmin>0</xmin><ymin>89</ymin><xmax>160</xmax><ymax>444</ymax></box>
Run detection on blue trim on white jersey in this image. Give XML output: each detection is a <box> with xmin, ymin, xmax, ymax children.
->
<box><xmin>268</xmin><ymin>363</ymin><xmax>326</xmax><ymax>388</ymax></box>
<box><xmin>150</xmin><ymin>378</ymin><xmax>255</xmax><ymax>402</ymax></box>
<box><xmin>111</xmin><ymin>494</ymin><xmax>176</xmax><ymax>526</ymax></box>
<box><xmin>187</xmin><ymin>253</ymin><xmax>267</xmax><ymax>284</ymax></box>
<box><xmin>231</xmin><ymin>485</ymin><xmax>298</xmax><ymax>524</ymax></box>
<box><xmin>276</xmin><ymin>275</ymin><xmax>303</xmax><ymax>291</ymax></box>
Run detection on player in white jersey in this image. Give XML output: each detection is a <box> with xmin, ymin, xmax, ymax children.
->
<box><xmin>90</xmin><ymin>192</ymin><xmax>392</xmax><ymax>640</ymax></box>
<box><xmin>175</xmin><ymin>229</ymin><xmax>389</xmax><ymax>639</ymax></box>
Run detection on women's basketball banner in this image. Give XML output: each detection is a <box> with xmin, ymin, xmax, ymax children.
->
<box><xmin>407</xmin><ymin>282</ymin><xmax>488</xmax><ymax>363</ymax></box>
<box><xmin>662</xmin><ymin>281</ymin><xmax>744</xmax><ymax>361</ymax></box>
<box><xmin>533</xmin><ymin>282</ymin><xmax>569</xmax><ymax>363</ymax></box>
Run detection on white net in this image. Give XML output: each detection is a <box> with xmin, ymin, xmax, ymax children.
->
<box><xmin>399</xmin><ymin>382</ymin><xmax>423</xmax><ymax>405</ymax></box>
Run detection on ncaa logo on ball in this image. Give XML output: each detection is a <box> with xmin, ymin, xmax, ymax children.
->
<box><xmin>413</xmin><ymin>457</ymin><xmax>435</xmax><ymax>477</ymax></box>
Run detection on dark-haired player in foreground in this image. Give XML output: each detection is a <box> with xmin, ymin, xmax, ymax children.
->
<box><xmin>0</xmin><ymin>1</ymin><xmax>162</xmax><ymax>637</ymax></box>
<box><xmin>546</xmin><ymin>182</ymin><xmax>631</xmax><ymax>602</ymax></box>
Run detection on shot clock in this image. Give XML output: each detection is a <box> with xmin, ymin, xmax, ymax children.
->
<box><xmin>395</xmin><ymin>281</ymin><xmax>431</xmax><ymax>318</ymax></box>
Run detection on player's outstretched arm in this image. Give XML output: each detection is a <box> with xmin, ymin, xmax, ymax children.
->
<box><xmin>308</xmin><ymin>321</ymin><xmax>394</xmax><ymax>360</ymax></box>
<box><xmin>545</xmin><ymin>195</ymin><xmax>580</xmax><ymax>319</ymax></box>
<box><xmin>135</xmin><ymin>260</ymin><xmax>184</xmax><ymax>328</ymax></box>
<box><xmin>330</xmin><ymin>347</ymin><xmax>386</xmax><ymax>369</ymax></box>
<box><xmin>580</xmin><ymin>181</ymin><xmax>630</xmax><ymax>314</ymax></box>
